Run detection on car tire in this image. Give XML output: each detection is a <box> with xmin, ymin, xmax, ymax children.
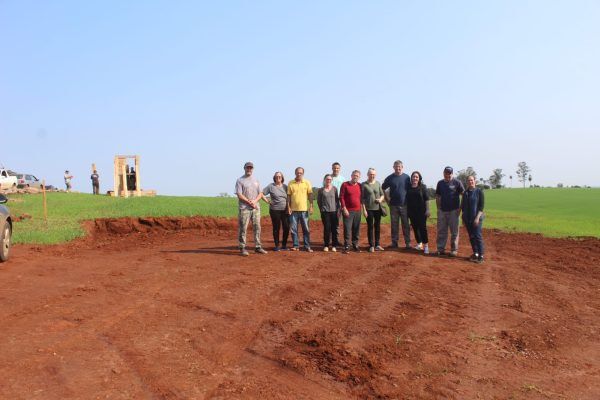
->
<box><xmin>0</xmin><ymin>222</ymin><xmax>10</xmax><ymax>262</ymax></box>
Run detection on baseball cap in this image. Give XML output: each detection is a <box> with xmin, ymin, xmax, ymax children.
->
<box><xmin>244</xmin><ymin>162</ymin><xmax>254</xmax><ymax>168</ymax></box>
<box><xmin>443</xmin><ymin>166</ymin><xmax>453</xmax><ymax>174</ymax></box>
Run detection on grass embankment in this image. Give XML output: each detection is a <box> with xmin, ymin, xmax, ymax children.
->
<box><xmin>6</xmin><ymin>188</ymin><xmax>600</xmax><ymax>244</ymax></box>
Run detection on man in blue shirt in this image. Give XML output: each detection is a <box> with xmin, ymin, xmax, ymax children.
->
<box><xmin>435</xmin><ymin>166</ymin><xmax>464</xmax><ymax>256</ymax></box>
<box><xmin>382</xmin><ymin>160</ymin><xmax>411</xmax><ymax>249</ymax></box>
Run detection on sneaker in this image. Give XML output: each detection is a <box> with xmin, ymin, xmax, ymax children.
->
<box><xmin>368</xmin><ymin>247</ymin><xmax>375</xmax><ymax>253</ymax></box>
<box><xmin>434</xmin><ymin>250</ymin><xmax>445</xmax><ymax>256</ymax></box>
<box><xmin>414</xmin><ymin>243</ymin><xmax>423</xmax><ymax>251</ymax></box>
<box><xmin>449</xmin><ymin>250</ymin><xmax>458</xmax><ymax>257</ymax></box>
<box><xmin>343</xmin><ymin>247</ymin><xmax>350</xmax><ymax>254</ymax></box>
<box><xmin>424</xmin><ymin>246</ymin><xmax>430</xmax><ymax>255</ymax></box>
<box><xmin>280</xmin><ymin>246</ymin><xmax>289</xmax><ymax>251</ymax></box>
<box><xmin>469</xmin><ymin>253</ymin><xmax>479</xmax><ymax>262</ymax></box>
<box><xmin>331</xmin><ymin>247</ymin><xmax>337</xmax><ymax>252</ymax></box>
<box><xmin>240</xmin><ymin>249</ymin><xmax>249</xmax><ymax>257</ymax></box>
<box><xmin>375</xmin><ymin>245</ymin><xmax>385</xmax><ymax>251</ymax></box>
<box><xmin>323</xmin><ymin>246</ymin><xmax>329</xmax><ymax>252</ymax></box>
<box><xmin>476</xmin><ymin>255</ymin><xmax>484</xmax><ymax>264</ymax></box>
<box><xmin>255</xmin><ymin>247</ymin><xmax>267</xmax><ymax>254</ymax></box>
<box><xmin>305</xmin><ymin>247</ymin><xmax>314</xmax><ymax>253</ymax></box>
<box><xmin>273</xmin><ymin>246</ymin><xmax>280</xmax><ymax>252</ymax></box>
<box><xmin>291</xmin><ymin>247</ymin><xmax>299</xmax><ymax>251</ymax></box>
<box><xmin>352</xmin><ymin>245</ymin><xmax>362</xmax><ymax>253</ymax></box>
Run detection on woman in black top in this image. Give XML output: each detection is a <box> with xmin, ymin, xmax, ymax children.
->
<box><xmin>406</xmin><ymin>171</ymin><xmax>431</xmax><ymax>254</ymax></box>
<box><xmin>461</xmin><ymin>175</ymin><xmax>485</xmax><ymax>263</ymax></box>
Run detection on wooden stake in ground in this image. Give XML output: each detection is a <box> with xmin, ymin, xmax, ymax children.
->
<box><xmin>42</xmin><ymin>179</ymin><xmax>48</xmax><ymax>225</ymax></box>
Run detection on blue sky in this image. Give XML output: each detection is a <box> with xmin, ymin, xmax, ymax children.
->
<box><xmin>1</xmin><ymin>1</ymin><xmax>598</xmax><ymax>195</ymax></box>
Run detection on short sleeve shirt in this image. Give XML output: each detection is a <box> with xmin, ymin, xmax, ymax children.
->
<box><xmin>331</xmin><ymin>175</ymin><xmax>346</xmax><ymax>194</ymax></box>
<box><xmin>263</xmin><ymin>183</ymin><xmax>288</xmax><ymax>211</ymax></box>
<box><xmin>235</xmin><ymin>174</ymin><xmax>261</xmax><ymax>210</ymax></box>
<box><xmin>436</xmin><ymin>178</ymin><xmax>464</xmax><ymax>211</ymax></box>
<box><xmin>287</xmin><ymin>179</ymin><xmax>313</xmax><ymax>212</ymax></box>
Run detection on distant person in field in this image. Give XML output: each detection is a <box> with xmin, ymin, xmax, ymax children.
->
<box><xmin>330</xmin><ymin>162</ymin><xmax>346</xmax><ymax>194</ymax></box>
<box><xmin>91</xmin><ymin>170</ymin><xmax>100</xmax><ymax>195</ymax></box>
<box><xmin>362</xmin><ymin>168</ymin><xmax>385</xmax><ymax>253</ymax></box>
<box><xmin>235</xmin><ymin>162</ymin><xmax>268</xmax><ymax>256</ymax></box>
<box><xmin>340</xmin><ymin>170</ymin><xmax>363</xmax><ymax>253</ymax></box>
<box><xmin>407</xmin><ymin>171</ymin><xmax>431</xmax><ymax>254</ymax></box>
<box><xmin>462</xmin><ymin>175</ymin><xmax>485</xmax><ymax>264</ymax></box>
<box><xmin>64</xmin><ymin>170</ymin><xmax>73</xmax><ymax>192</ymax></box>
<box><xmin>317</xmin><ymin>174</ymin><xmax>340</xmax><ymax>252</ymax></box>
<box><xmin>262</xmin><ymin>172</ymin><xmax>289</xmax><ymax>251</ymax></box>
<box><xmin>435</xmin><ymin>166</ymin><xmax>464</xmax><ymax>257</ymax></box>
<box><xmin>382</xmin><ymin>160</ymin><xmax>411</xmax><ymax>249</ymax></box>
<box><xmin>287</xmin><ymin>167</ymin><xmax>314</xmax><ymax>252</ymax></box>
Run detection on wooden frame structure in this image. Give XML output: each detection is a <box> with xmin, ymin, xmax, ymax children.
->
<box><xmin>113</xmin><ymin>155</ymin><xmax>141</xmax><ymax>197</ymax></box>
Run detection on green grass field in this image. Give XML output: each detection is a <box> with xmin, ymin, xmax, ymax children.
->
<box><xmin>5</xmin><ymin>188</ymin><xmax>600</xmax><ymax>244</ymax></box>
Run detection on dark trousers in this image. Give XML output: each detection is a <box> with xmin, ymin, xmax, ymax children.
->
<box><xmin>343</xmin><ymin>210</ymin><xmax>361</xmax><ymax>248</ymax></box>
<box><xmin>92</xmin><ymin>183</ymin><xmax>99</xmax><ymax>195</ymax></box>
<box><xmin>366</xmin><ymin>209</ymin><xmax>382</xmax><ymax>247</ymax></box>
<box><xmin>464</xmin><ymin>218</ymin><xmax>484</xmax><ymax>256</ymax></box>
<box><xmin>269</xmin><ymin>209</ymin><xmax>289</xmax><ymax>247</ymax></box>
<box><xmin>409</xmin><ymin>213</ymin><xmax>428</xmax><ymax>244</ymax></box>
<box><xmin>321</xmin><ymin>211</ymin><xmax>340</xmax><ymax>247</ymax></box>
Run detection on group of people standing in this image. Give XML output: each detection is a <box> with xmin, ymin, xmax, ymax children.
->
<box><xmin>235</xmin><ymin>161</ymin><xmax>485</xmax><ymax>263</ymax></box>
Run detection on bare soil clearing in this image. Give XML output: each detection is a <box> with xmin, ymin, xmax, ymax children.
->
<box><xmin>1</xmin><ymin>217</ymin><xmax>599</xmax><ymax>399</ymax></box>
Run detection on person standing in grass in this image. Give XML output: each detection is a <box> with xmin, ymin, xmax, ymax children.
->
<box><xmin>462</xmin><ymin>175</ymin><xmax>485</xmax><ymax>263</ymax></box>
<box><xmin>64</xmin><ymin>170</ymin><xmax>74</xmax><ymax>192</ymax></box>
<box><xmin>435</xmin><ymin>166</ymin><xmax>464</xmax><ymax>257</ymax></box>
<box><xmin>382</xmin><ymin>160</ymin><xmax>411</xmax><ymax>249</ymax></box>
<box><xmin>91</xmin><ymin>170</ymin><xmax>100</xmax><ymax>195</ymax></box>
<box><xmin>262</xmin><ymin>172</ymin><xmax>289</xmax><ymax>251</ymax></box>
<box><xmin>340</xmin><ymin>170</ymin><xmax>363</xmax><ymax>253</ymax></box>
<box><xmin>407</xmin><ymin>171</ymin><xmax>431</xmax><ymax>254</ymax></box>
<box><xmin>287</xmin><ymin>167</ymin><xmax>314</xmax><ymax>252</ymax></box>
<box><xmin>317</xmin><ymin>174</ymin><xmax>340</xmax><ymax>252</ymax></box>
<box><xmin>361</xmin><ymin>168</ymin><xmax>385</xmax><ymax>253</ymax></box>
<box><xmin>235</xmin><ymin>162</ymin><xmax>268</xmax><ymax>257</ymax></box>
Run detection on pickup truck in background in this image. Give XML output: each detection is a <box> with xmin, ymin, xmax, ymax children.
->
<box><xmin>0</xmin><ymin>169</ymin><xmax>18</xmax><ymax>190</ymax></box>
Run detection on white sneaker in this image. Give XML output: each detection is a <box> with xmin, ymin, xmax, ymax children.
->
<box><xmin>414</xmin><ymin>243</ymin><xmax>423</xmax><ymax>251</ymax></box>
<box><xmin>369</xmin><ymin>247</ymin><xmax>375</xmax><ymax>253</ymax></box>
<box><xmin>424</xmin><ymin>245</ymin><xmax>429</xmax><ymax>255</ymax></box>
<box><xmin>331</xmin><ymin>247</ymin><xmax>337</xmax><ymax>252</ymax></box>
<box><xmin>323</xmin><ymin>247</ymin><xmax>329</xmax><ymax>252</ymax></box>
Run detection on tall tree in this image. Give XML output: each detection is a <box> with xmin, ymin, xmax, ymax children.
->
<box><xmin>457</xmin><ymin>167</ymin><xmax>477</xmax><ymax>188</ymax></box>
<box><xmin>516</xmin><ymin>162</ymin><xmax>531</xmax><ymax>188</ymax></box>
<box><xmin>488</xmin><ymin>168</ymin><xmax>505</xmax><ymax>189</ymax></box>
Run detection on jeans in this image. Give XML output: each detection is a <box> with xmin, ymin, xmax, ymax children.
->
<box><xmin>343</xmin><ymin>210</ymin><xmax>361</xmax><ymax>248</ymax></box>
<box><xmin>238</xmin><ymin>208</ymin><xmax>262</xmax><ymax>249</ymax></box>
<box><xmin>92</xmin><ymin>183</ymin><xmax>100</xmax><ymax>195</ymax></box>
<box><xmin>436</xmin><ymin>209</ymin><xmax>460</xmax><ymax>252</ymax></box>
<box><xmin>290</xmin><ymin>211</ymin><xmax>311</xmax><ymax>248</ymax></box>
<box><xmin>464</xmin><ymin>217</ymin><xmax>484</xmax><ymax>256</ymax></box>
<box><xmin>321</xmin><ymin>211</ymin><xmax>340</xmax><ymax>247</ymax></box>
<box><xmin>390</xmin><ymin>205</ymin><xmax>410</xmax><ymax>246</ymax></box>
<box><xmin>409</xmin><ymin>213</ymin><xmax>428</xmax><ymax>244</ymax></box>
<box><xmin>269</xmin><ymin>209</ymin><xmax>289</xmax><ymax>248</ymax></box>
<box><xmin>366</xmin><ymin>209</ymin><xmax>382</xmax><ymax>247</ymax></box>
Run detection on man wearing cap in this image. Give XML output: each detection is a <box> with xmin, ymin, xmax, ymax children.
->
<box><xmin>287</xmin><ymin>167</ymin><xmax>314</xmax><ymax>252</ymax></box>
<box><xmin>435</xmin><ymin>166</ymin><xmax>465</xmax><ymax>256</ymax></box>
<box><xmin>235</xmin><ymin>162</ymin><xmax>268</xmax><ymax>256</ymax></box>
<box><xmin>382</xmin><ymin>160</ymin><xmax>411</xmax><ymax>249</ymax></box>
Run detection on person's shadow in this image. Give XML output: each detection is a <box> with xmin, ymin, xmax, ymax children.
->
<box><xmin>161</xmin><ymin>246</ymin><xmax>242</xmax><ymax>257</ymax></box>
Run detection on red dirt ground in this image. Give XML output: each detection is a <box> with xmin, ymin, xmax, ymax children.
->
<box><xmin>1</xmin><ymin>217</ymin><xmax>599</xmax><ymax>399</ymax></box>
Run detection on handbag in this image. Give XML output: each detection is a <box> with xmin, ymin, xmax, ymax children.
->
<box><xmin>379</xmin><ymin>202</ymin><xmax>388</xmax><ymax>217</ymax></box>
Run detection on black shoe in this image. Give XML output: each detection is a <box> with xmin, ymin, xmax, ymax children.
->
<box><xmin>434</xmin><ymin>250</ymin><xmax>445</xmax><ymax>257</ymax></box>
<box><xmin>389</xmin><ymin>242</ymin><xmax>399</xmax><ymax>249</ymax></box>
<box><xmin>469</xmin><ymin>253</ymin><xmax>479</xmax><ymax>262</ymax></box>
<box><xmin>476</xmin><ymin>255</ymin><xmax>484</xmax><ymax>264</ymax></box>
<box><xmin>352</xmin><ymin>245</ymin><xmax>361</xmax><ymax>253</ymax></box>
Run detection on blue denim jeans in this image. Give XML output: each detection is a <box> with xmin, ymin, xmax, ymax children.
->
<box><xmin>289</xmin><ymin>211</ymin><xmax>310</xmax><ymax>248</ymax></box>
<box><xmin>464</xmin><ymin>217</ymin><xmax>484</xmax><ymax>256</ymax></box>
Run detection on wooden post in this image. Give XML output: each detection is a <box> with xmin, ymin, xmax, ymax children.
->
<box><xmin>42</xmin><ymin>179</ymin><xmax>48</xmax><ymax>225</ymax></box>
<box><xmin>134</xmin><ymin>155</ymin><xmax>141</xmax><ymax>197</ymax></box>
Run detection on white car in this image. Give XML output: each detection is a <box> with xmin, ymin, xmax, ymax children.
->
<box><xmin>0</xmin><ymin>194</ymin><xmax>11</xmax><ymax>262</ymax></box>
<box><xmin>0</xmin><ymin>169</ymin><xmax>17</xmax><ymax>190</ymax></box>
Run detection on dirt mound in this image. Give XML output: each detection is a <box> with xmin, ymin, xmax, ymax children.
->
<box><xmin>87</xmin><ymin>216</ymin><xmax>238</xmax><ymax>236</ymax></box>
